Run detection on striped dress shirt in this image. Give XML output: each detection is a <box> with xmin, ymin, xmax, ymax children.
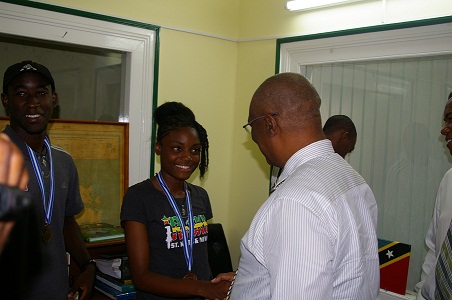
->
<box><xmin>416</xmin><ymin>167</ymin><xmax>452</xmax><ymax>300</ymax></box>
<box><xmin>231</xmin><ymin>139</ymin><xmax>380</xmax><ymax>300</ymax></box>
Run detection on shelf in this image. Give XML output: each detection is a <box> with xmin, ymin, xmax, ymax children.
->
<box><xmin>85</xmin><ymin>238</ymin><xmax>125</xmax><ymax>248</ymax></box>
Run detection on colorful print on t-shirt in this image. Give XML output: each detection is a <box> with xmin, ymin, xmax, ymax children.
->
<box><xmin>161</xmin><ymin>214</ymin><xmax>208</xmax><ymax>249</ymax></box>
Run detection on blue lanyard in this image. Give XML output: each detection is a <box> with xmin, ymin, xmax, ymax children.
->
<box><xmin>156</xmin><ymin>172</ymin><xmax>194</xmax><ymax>272</ymax></box>
<box><xmin>26</xmin><ymin>137</ymin><xmax>55</xmax><ymax>225</ymax></box>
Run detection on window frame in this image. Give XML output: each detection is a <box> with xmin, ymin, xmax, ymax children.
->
<box><xmin>277</xmin><ymin>16</ymin><xmax>452</xmax><ymax>71</ymax></box>
<box><xmin>276</xmin><ymin>16</ymin><xmax>452</xmax><ymax>292</ymax></box>
<box><xmin>0</xmin><ymin>0</ymin><xmax>160</xmax><ymax>186</ymax></box>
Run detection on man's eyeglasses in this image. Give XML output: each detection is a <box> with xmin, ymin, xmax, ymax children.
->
<box><xmin>242</xmin><ymin>113</ymin><xmax>278</xmax><ymax>134</ymax></box>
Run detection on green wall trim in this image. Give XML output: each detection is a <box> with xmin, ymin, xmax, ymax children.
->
<box><xmin>274</xmin><ymin>40</ymin><xmax>281</xmax><ymax>75</ymax></box>
<box><xmin>275</xmin><ymin>15</ymin><xmax>452</xmax><ymax>72</ymax></box>
<box><xmin>0</xmin><ymin>0</ymin><xmax>160</xmax><ymax>31</ymax></box>
<box><xmin>150</xmin><ymin>31</ymin><xmax>160</xmax><ymax>176</ymax></box>
<box><xmin>1</xmin><ymin>0</ymin><xmax>160</xmax><ymax>176</ymax></box>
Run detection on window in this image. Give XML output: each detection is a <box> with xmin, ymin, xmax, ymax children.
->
<box><xmin>278</xmin><ymin>19</ymin><xmax>452</xmax><ymax>290</ymax></box>
<box><xmin>0</xmin><ymin>1</ymin><xmax>159</xmax><ymax>185</ymax></box>
<box><xmin>0</xmin><ymin>35</ymin><xmax>124</xmax><ymax>121</ymax></box>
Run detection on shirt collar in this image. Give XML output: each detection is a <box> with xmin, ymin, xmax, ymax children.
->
<box><xmin>3</xmin><ymin>125</ymin><xmax>51</xmax><ymax>160</ymax></box>
<box><xmin>278</xmin><ymin>139</ymin><xmax>334</xmax><ymax>183</ymax></box>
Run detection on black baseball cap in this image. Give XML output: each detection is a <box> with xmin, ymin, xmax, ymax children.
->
<box><xmin>2</xmin><ymin>60</ymin><xmax>55</xmax><ymax>93</ymax></box>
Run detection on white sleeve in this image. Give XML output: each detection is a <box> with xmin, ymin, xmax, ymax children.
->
<box><xmin>265</xmin><ymin>198</ymin><xmax>334</xmax><ymax>299</ymax></box>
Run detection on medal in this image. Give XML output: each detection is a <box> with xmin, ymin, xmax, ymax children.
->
<box><xmin>42</xmin><ymin>223</ymin><xmax>52</xmax><ymax>244</ymax></box>
<box><xmin>183</xmin><ymin>272</ymin><xmax>197</xmax><ymax>280</ymax></box>
<box><xmin>27</xmin><ymin>137</ymin><xmax>55</xmax><ymax>244</ymax></box>
<box><xmin>156</xmin><ymin>172</ymin><xmax>195</xmax><ymax>278</ymax></box>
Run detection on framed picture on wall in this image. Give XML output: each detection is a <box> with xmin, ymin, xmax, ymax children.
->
<box><xmin>0</xmin><ymin>118</ymin><xmax>129</xmax><ymax>226</ymax></box>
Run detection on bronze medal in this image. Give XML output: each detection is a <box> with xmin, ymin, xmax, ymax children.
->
<box><xmin>183</xmin><ymin>272</ymin><xmax>197</xmax><ymax>280</ymax></box>
<box><xmin>42</xmin><ymin>223</ymin><xmax>52</xmax><ymax>244</ymax></box>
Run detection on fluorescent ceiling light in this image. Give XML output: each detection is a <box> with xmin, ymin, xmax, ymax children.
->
<box><xmin>286</xmin><ymin>0</ymin><xmax>364</xmax><ymax>11</ymax></box>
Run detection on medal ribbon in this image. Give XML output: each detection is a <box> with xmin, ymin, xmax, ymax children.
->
<box><xmin>26</xmin><ymin>136</ymin><xmax>55</xmax><ymax>225</ymax></box>
<box><xmin>156</xmin><ymin>172</ymin><xmax>194</xmax><ymax>272</ymax></box>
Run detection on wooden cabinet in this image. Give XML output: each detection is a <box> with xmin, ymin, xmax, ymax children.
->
<box><xmin>86</xmin><ymin>239</ymin><xmax>126</xmax><ymax>259</ymax></box>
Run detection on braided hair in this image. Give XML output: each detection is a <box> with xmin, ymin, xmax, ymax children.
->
<box><xmin>154</xmin><ymin>101</ymin><xmax>209</xmax><ymax>179</ymax></box>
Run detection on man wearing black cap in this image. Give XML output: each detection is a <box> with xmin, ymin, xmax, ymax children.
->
<box><xmin>0</xmin><ymin>61</ymin><xmax>95</xmax><ymax>299</ymax></box>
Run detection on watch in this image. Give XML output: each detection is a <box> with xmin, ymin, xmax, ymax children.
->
<box><xmin>81</xmin><ymin>258</ymin><xmax>96</xmax><ymax>271</ymax></box>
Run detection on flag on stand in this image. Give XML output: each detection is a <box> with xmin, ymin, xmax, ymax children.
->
<box><xmin>378</xmin><ymin>238</ymin><xmax>411</xmax><ymax>295</ymax></box>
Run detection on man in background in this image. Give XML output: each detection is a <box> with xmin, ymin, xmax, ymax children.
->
<box><xmin>0</xmin><ymin>60</ymin><xmax>95</xmax><ymax>299</ymax></box>
<box><xmin>271</xmin><ymin>114</ymin><xmax>357</xmax><ymax>189</ymax></box>
<box><xmin>323</xmin><ymin>114</ymin><xmax>357</xmax><ymax>159</ymax></box>
<box><xmin>226</xmin><ymin>72</ymin><xmax>379</xmax><ymax>299</ymax></box>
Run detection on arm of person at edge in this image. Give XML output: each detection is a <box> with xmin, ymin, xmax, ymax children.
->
<box><xmin>414</xmin><ymin>180</ymin><xmax>443</xmax><ymax>300</ymax></box>
<box><xmin>0</xmin><ymin>133</ymin><xmax>29</xmax><ymax>255</ymax></box>
<box><xmin>124</xmin><ymin>220</ymin><xmax>231</xmax><ymax>300</ymax></box>
<box><xmin>210</xmin><ymin>272</ymin><xmax>236</xmax><ymax>283</ymax></box>
<box><xmin>65</xmin><ymin>216</ymin><xmax>95</xmax><ymax>300</ymax></box>
<box><xmin>415</xmin><ymin>218</ymin><xmax>436</xmax><ymax>300</ymax></box>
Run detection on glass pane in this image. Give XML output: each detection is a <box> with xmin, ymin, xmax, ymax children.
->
<box><xmin>305</xmin><ymin>54</ymin><xmax>452</xmax><ymax>290</ymax></box>
<box><xmin>0</xmin><ymin>34</ymin><xmax>125</xmax><ymax>122</ymax></box>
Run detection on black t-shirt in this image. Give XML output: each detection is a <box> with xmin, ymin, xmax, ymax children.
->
<box><xmin>0</xmin><ymin>125</ymin><xmax>84</xmax><ymax>299</ymax></box>
<box><xmin>121</xmin><ymin>179</ymin><xmax>213</xmax><ymax>300</ymax></box>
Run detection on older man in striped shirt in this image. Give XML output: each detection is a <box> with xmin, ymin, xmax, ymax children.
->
<box><xmin>228</xmin><ymin>73</ymin><xmax>379</xmax><ymax>299</ymax></box>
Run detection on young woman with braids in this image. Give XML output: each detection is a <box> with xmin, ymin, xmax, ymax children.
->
<box><xmin>120</xmin><ymin>102</ymin><xmax>230</xmax><ymax>299</ymax></box>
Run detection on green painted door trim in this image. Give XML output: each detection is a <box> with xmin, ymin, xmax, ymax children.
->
<box><xmin>275</xmin><ymin>15</ymin><xmax>452</xmax><ymax>74</ymax></box>
<box><xmin>272</xmin><ymin>15</ymin><xmax>452</xmax><ymax>192</ymax></box>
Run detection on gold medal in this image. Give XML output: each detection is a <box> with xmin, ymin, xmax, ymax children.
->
<box><xmin>42</xmin><ymin>223</ymin><xmax>52</xmax><ymax>244</ymax></box>
<box><xmin>183</xmin><ymin>272</ymin><xmax>197</xmax><ymax>280</ymax></box>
